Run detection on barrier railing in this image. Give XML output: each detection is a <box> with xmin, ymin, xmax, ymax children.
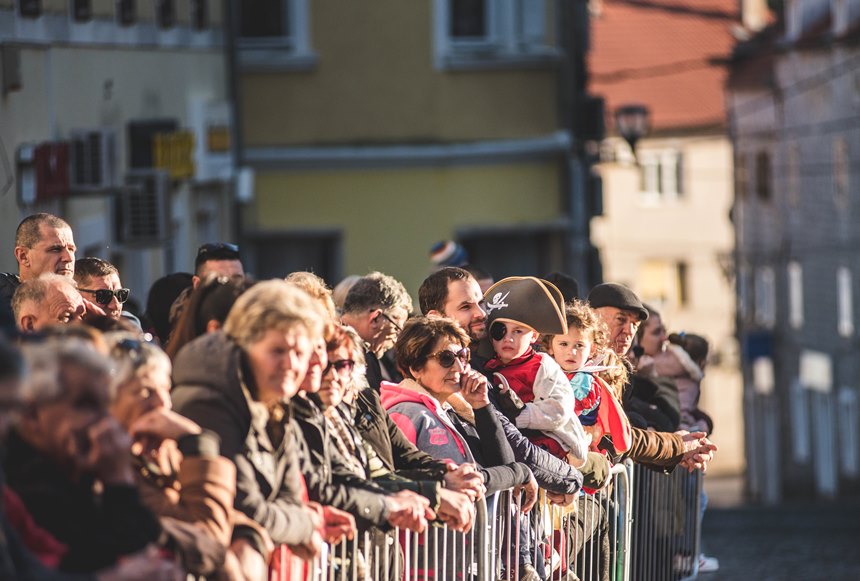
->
<box><xmin>268</xmin><ymin>461</ymin><xmax>704</xmax><ymax>581</ymax></box>
<box><xmin>485</xmin><ymin>462</ymin><xmax>632</xmax><ymax>581</ymax></box>
<box><xmin>629</xmin><ymin>463</ymin><xmax>703</xmax><ymax>581</ymax></box>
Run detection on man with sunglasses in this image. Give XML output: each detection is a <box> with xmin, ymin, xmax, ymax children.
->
<box><xmin>74</xmin><ymin>258</ymin><xmax>130</xmax><ymax>321</ymax></box>
<box><xmin>192</xmin><ymin>242</ymin><xmax>244</xmax><ymax>289</ymax></box>
<box><xmin>165</xmin><ymin>243</ymin><xmax>246</xmax><ymax>343</ymax></box>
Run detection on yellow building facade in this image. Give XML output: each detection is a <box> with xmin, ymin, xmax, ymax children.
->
<box><xmin>235</xmin><ymin>0</ymin><xmax>578</xmax><ymax>295</ymax></box>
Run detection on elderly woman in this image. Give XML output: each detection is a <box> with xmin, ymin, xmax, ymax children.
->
<box><xmin>380</xmin><ymin>317</ymin><xmax>535</xmax><ymax>499</ymax></box>
<box><xmin>318</xmin><ymin>324</ymin><xmax>475</xmax><ymax>532</ymax></box>
<box><xmin>107</xmin><ymin>332</ymin><xmax>270</xmax><ymax>579</ymax></box>
<box><xmin>380</xmin><ymin>317</ymin><xmax>537</xmax><ymax>579</ymax></box>
<box><xmin>171</xmin><ymin>281</ymin><xmax>352</xmax><ymax>578</ymax></box>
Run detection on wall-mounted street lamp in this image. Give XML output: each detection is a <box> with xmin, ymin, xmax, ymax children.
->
<box><xmin>614</xmin><ymin>104</ymin><xmax>650</xmax><ymax>162</ymax></box>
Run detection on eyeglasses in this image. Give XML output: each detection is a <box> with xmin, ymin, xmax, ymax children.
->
<box><xmin>324</xmin><ymin>359</ymin><xmax>356</xmax><ymax>376</ymax></box>
<box><xmin>378</xmin><ymin>311</ymin><xmax>403</xmax><ymax>334</ymax></box>
<box><xmin>79</xmin><ymin>287</ymin><xmax>130</xmax><ymax>306</ymax></box>
<box><xmin>428</xmin><ymin>347</ymin><xmax>470</xmax><ymax>369</ymax></box>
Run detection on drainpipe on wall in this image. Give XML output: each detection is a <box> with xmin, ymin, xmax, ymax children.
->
<box><xmin>224</xmin><ymin>0</ymin><xmax>244</xmax><ymax>251</ymax></box>
<box><xmin>557</xmin><ymin>0</ymin><xmax>595</xmax><ymax>293</ymax></box>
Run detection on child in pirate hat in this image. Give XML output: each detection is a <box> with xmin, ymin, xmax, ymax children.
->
<box><xmin>483</xmin><ymin>276</ymin><xmax>589</xmax><ymax>467</ymax></box>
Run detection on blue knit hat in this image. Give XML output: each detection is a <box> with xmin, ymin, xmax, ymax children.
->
<box><xmin>429</xmin><ymin>240</ymin><xmax>468</xmax><ymax>268</ymax></box>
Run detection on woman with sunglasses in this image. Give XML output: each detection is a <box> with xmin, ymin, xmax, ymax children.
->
<box><xmin>380</xmin><ymin>317</ymin><xmax>536</xmax><ymax>579</ymax></box>
<box><xmin>381</xmin><ymin>316</ymin><xmax>535</xmax><ymax>499</ymax></box>
<box><xmin>319</xmin><ymin>325</ymin><xmax>475</xmax><ymax>530</ymax></box>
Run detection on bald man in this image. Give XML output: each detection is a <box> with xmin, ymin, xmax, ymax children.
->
<box><xmin>11</xmin><ymin>274</ymin><xmax>85</xmax><ymax>333</ymax></box>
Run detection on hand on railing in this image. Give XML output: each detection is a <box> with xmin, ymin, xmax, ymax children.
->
<box><xmin>514</xmin><ymin>472</ymin><xmax>539</xmax><ymax>513</ymax></box>
<box><xmin>290</xmin><ymin>530</ymin><xmax>323</xmax><ymax>562</ymax></box>
<box><xmin>676</xmin><ymin>430</ymin><xmax>719</xmax><ymax>473</ymax></box>
<box><xmin>384</xmin><ymin>490</ymin><xmax>437</xmax><ymax>533</ymax></box>
<box><xmin>308</xmin><ymin>501</ymin><xmax>356</xmax><ymax>544</ymax></box>
<box><xmin>443</xmin><ymin>462</ymin><xmax>486</xmax><ymax>500</ymax></box>
<box><xmin>436</xmin><ymin>488</ymin><xmax>475</xmax><ymax>532</ymax></box>
<box><xmin>546</xmin><ymin>491</ymin><xmax>577</xmax><ymax>507</ymax></box>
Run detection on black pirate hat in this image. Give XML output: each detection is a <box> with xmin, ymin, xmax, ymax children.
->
<box><xmin>482</xmin><ymin>276</ymin><xmax>568</xmax><ymax>336</ymax></box>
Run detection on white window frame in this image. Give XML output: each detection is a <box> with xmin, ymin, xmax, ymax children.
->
<box><xmin>754</xmin><ymin>266</ymin><xmax>776</xmax><ymax>328</ymax></box>
<box><xmin>788</xmin><ymin>261</ymin><xmax>804</xmax><ymax>329</ymax></box>
<box><xmin>639</xmin><ymin>149</ymin><xmax>683</xmax><ymax>205</ymax></box>
<box><xmin>237</xmin><ymin>0</ymin><xmax>316</xmax><ymax>70</ymax></box>
<box><xmin>838</xmin><ymin>266</ymin><xmax>854</xmax><ymax>337</ymax></box>
<box><xmin>433</xmin><ymin>0</ymin><xmax>558</xmax><ymax>69</ymax></box>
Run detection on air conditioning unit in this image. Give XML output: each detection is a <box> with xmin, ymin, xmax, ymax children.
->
<box><xmin>70</xmin><ymin>129</ymin><xmax>117</xmax><ymax>191</ymax></box>
<box><xmin>117</xmin><ymin>171</ymin><xmax>169</xmax><ymax>246</ymax></box>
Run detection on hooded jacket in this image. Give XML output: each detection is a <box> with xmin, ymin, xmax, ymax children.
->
<box><xmin>354</xmin><ymin>387</ymin><xmax>449</xmax><ymax>482</ymax></box>
<box><xmin>381</xmin><ymin>380</ymin><xmax>531</xmax><ymax>494</ymax></box>
<box><xmin>171</xmin><ymin>331</ymin><xmax>317</xmax><ymax>548</ymax></box>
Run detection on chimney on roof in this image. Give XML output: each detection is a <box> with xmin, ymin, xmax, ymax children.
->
<box><xmin>741</xmin><ymin>0</ymin><xmax>770</xmax><ymax>32</ymax></box>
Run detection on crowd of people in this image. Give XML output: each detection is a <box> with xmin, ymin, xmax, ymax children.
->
<box><xmin>0</xmin><ymin>213</ymin><xmax>717</xmax><ymax>580</ymax></box>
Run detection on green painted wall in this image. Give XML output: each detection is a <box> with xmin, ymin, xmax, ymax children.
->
<box><xmin>248</xmin><ymin>160</ymin><xmax>563</xmax><ymax>297</ymax></box>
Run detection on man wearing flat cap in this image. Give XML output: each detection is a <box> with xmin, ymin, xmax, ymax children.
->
<box><xmin>587</xmin><ymin>282</ymin><xmax>718</xmax><ymax>473</ymax></box>
<box><xmin>587</xmin><ymin>282</ymin><xmax>649</xmax><ymax>357</ymax></box>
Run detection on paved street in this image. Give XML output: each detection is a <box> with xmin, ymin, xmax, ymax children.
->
<box><xmin>698</xmin><ymin>502</ymin><xmax>860</xmax><ymax>580</ymax></box>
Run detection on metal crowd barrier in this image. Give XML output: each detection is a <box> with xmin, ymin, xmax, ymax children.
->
<box><xmin>486</xmin><ymin>462</ymin><xmax>632</xmax><ymax>581</ymax></box>
<box><xmin>270</xmin><ymin>497</ymin><xmax>489</xmax><ymax>581</ymax></box>
<box><xmin>628</xmin><ymin>462</ymin><xmax>703</xmax><ymax>581</ymax></box>
<box><xmin>267</xmin><ymin>460</ymin><xmax>704</xmax><ymax>581</ymax></box>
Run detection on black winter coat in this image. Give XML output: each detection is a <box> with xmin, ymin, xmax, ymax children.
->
<box><xmin>172</xmin><ymin>331</ymin><xmax>316</xmax><ymax>547</ymax></box>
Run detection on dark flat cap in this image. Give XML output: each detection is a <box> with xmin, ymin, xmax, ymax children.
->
<box><xmin>587</xmin><ymin>283</ymin><xmax>649</xmax><ymax>321</ymax></box>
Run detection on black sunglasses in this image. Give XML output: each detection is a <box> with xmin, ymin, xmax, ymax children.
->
<box><xmin>196</xmin><ymin>242</ymin><xmax>240</xmax><ymax>259</ymax></box>
<box><xmin>428</xmin><ymin>347</ymin><xmax>470</xmax><ymax>369</ymax></box>
<box><xmin>79</xmin><ymin>287</ymin><xmax>130</xmax><ymax>306</ymax></box>
<box><xmin>324</xmin><ymin>359</ymin><xmax>356</xmax><ymax>375</ymax></box>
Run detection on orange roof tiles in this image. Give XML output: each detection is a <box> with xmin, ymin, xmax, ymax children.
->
<box><xmin>589</xmin><ymin>0</ymin><xmax>739</xmax><ymax>133</ymax></box>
